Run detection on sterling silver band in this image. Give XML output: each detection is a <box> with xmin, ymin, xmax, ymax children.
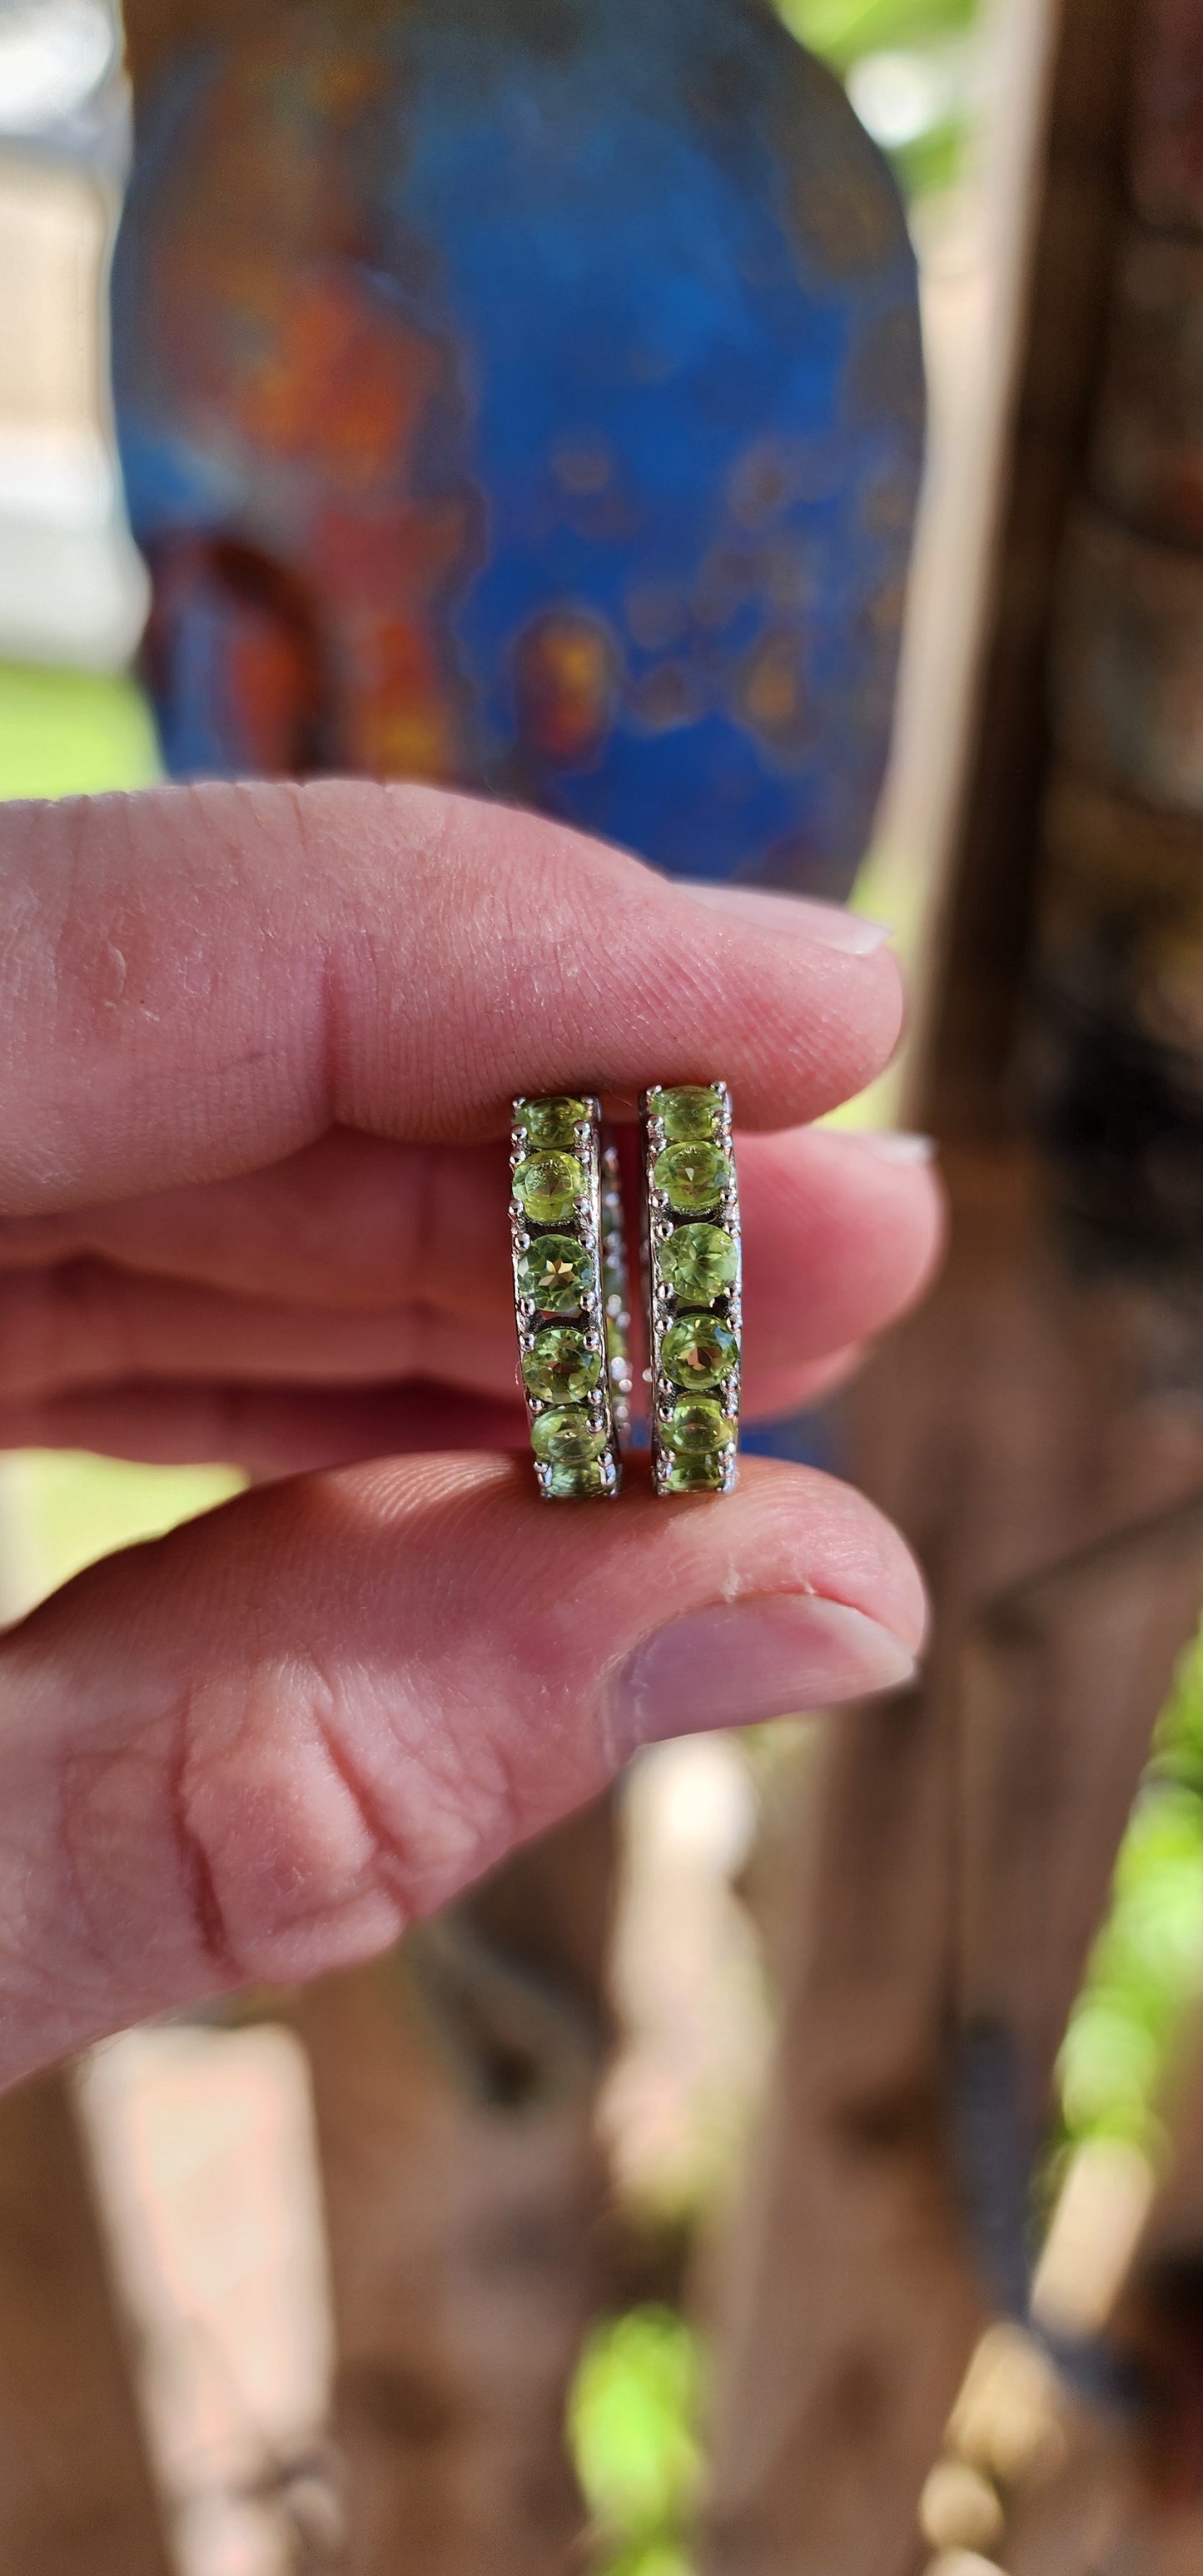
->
<box><xmin>640</xmin><ymin>1083</ymin><xmax>742</xmax><ymax>1497</ymax></box>
<box><xmin>599</xmin><ymin>1133</ymin><xmax>634</xmax><ymax>1441</ymax></box>
<box><xmin>510</xmin><ymin>1096</ymin><xmax>624</xmax><ymax>1499</ymax></box>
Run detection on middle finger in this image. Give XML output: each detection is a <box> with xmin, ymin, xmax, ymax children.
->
<box><xmin>0</xmin><ymin>1124</ymin><xmax>942</xmax><ymax>1380</ymax></box>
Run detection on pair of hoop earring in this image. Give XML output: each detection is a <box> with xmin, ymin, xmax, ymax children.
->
<box><xmin>510</xmin><ymin>1088</ymin><xmax>742</xmax><ymax>1499</ymax></box>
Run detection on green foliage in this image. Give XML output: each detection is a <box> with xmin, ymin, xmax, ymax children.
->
<box><xmin>0</xmin><ymin>661</ymin><xmax>160</xmax><ymax>799</ymax></box>
<box><xmin>570</xmin><ymin>2305</ymin><xmax>702</xmax><ymax>2576</ymax></box>
<box><xmin>773</xmin><ymin>0</ymin><xmax>979</xmax><ymax>199</ymax></box>
<box><xmin>1060</xmin><ymin>1625</ymin><xmax>1203</xmax><ymax>2149</ymax></box>
<box><xmin>778</xmin><ymin>0</ymin><xmax>976</xmax><ymax>75</ymax></box>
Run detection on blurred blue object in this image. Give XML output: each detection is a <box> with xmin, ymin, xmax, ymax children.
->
<box><xmin>112</xmin><ymin>0</ymin><xmax>923</xmax><ymax>899</ymax></box>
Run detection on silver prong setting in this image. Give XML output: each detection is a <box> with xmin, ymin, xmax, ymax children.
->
<box><xmin>639</xmin><ymin>1082</ymin><xmax>742</xmax><ymax>1498</ymax></box>
<box><xmin>511</xmin><ymin>1095</ymin><xmax>623</xmax><ymax>1499</ymax></box>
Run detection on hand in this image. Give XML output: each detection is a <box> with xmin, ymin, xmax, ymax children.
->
<box><xmin>0</xmin><ymin>780</ymin><xmax>939</xmax><ymax>2089</ymax></box>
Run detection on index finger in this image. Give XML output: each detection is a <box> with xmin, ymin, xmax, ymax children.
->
<box><xmin>0</xmin><ymin>778</ymin><xmax>901</xmax><ymax>1211</ymax></box>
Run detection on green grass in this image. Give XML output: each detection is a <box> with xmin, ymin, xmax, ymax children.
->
<box><xmin>0</xmin><ymin>662</ymin><xmax>160</xmax><ymax>799</ymax></box>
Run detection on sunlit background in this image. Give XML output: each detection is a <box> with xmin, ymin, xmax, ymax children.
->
<box><xmin>2</xmin><ymin>2</ymin><xmax>1202</xmax><ymax>2570</ymax></box>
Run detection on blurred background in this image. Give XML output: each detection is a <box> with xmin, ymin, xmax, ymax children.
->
<box><xmin>2</xmin><ymin>3</ymin><xmax>1202</xmax><ymax>2574</ymax></box>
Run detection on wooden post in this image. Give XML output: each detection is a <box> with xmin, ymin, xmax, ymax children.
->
<box><xmin>702</xmin><ymin>0</ymin><xmax>1203</xmax><ymax>2563</ymax></box>
<box><xmin>0</xmin><ymin>2071</ymin><xmax>173</xmax><ymax>2576</ymax></box>
<box><xmin>703</xmin><ymin>1151</ymin><xmax>1203</xmax><ymax>2576</ymax></box>
<box><xmin>1005</xmin><ymin>2010</ymin><xmax>1203</xmax><ymax>2574</ymax></box>
<box><xmin>296</xmin><ymin>1802</ymin><xmax>614</xmax><ymax>2575</ymax></box>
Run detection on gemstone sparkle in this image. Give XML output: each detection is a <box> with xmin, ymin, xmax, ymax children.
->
<box><xmin>649</xmin><ymin>1085</ymin><xmax>720</xmax><ymax>1141</ymax></box>
<box><xmin>664</xmin><ymin>1453</ymin><xmax>728</xmax><ymax>1493</ymax></box>
<box><xmin>661</xmin><ymin>1315</ymin><xmax>738</xmax><ymax>1390</ymax></box>
<box><xmin>662</xmin><ymin>1396</ymin><xmax>736</xmax><ymax>1453</ymax></box>
<box><xmin>530</xmin><ymin>1406</ymin><xmax>607</xmax><ymax>1465</ymax></box>
<box><xmin>516</xmin><ymin>1096</ymin><xmax>589</xmax><ymax>1149</ymax></box>
<box><xmin>513</xmin><ymin>1151</ymin><xmax>586</xmax><ymax>1225</ymax></box>
<box><xmin>654</xmin><ymin>1140</ymin><xmax>732</xmax><ymax>1213</ymax></box>
<box><xmin>517</xmin><ymin>1235</ymin><xmax>592</xmax><ymax>1311</ymax></box>
<box><xmin>544</xmin><ymin>1459</ymin><xmax>609</xmax><ymax>1499</ymax></box>
<box><xmin>660</xmin><ymin>1221</ymin><xmax>738</xmax><ymax>1304</ymax></box>
<box><xmin>522</xmin><ymin>1326</ymin><xmax>601</xmax><ymax>1405</ymax></box>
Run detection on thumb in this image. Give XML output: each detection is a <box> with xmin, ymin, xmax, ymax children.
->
<box><xmin>0</xmin><ymin>1454</ymin><xmax>922</xmax><ymax>2089</ymax></box>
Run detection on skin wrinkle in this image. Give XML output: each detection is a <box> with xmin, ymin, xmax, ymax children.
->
<box><xmin>362</xmin><ymin>1722</ymin><xmax>521</xmax><ymax>1921</ymax></box>
<box><xmin>0</xmin><ymin>1778</ymin><xmax>69</xmax><ymax>2017</ymax></box>
<box><xmin>43</xmin><ymin>1259</ymin><xmax>141</xmax><ymax>1393</ymax></box>
<box><xmin>0</xmin><ymin>847</ymin><xmax>67</xmax><ymax>1202</ymax></box>
<box><xmin>0</xmin><ymin>1380</ymin><xmax>528</xmax><ymax>1473</ymax></box>
<box><xmin>0</xmin><ymin>1266</ymin><xmax>465</xmax><ymax>1398</ymax></box>
<box><xmin>56</xmin><ymin>1737</ymin><xmax>179</xmax><ymax>1993</ymax></box>
<box><xmin>175</xmin><ymin>1653</ymin><xmax>391</xmax><ymax>1979</ymax></box>
<box><xmin>289</xmin><ymin>1638</ymin><xmax>420</xmax><ymax>1931</ymax></box>
<box><xmin>168</xmin><ymin>1684</ymin><xmax>238</xmax><ymax>1982</ymax></box>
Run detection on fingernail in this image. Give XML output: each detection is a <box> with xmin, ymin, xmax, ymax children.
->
<box><xmin>848</xmin><ymin>1131</ymin><xmax>937</xmax><ymax>1166</ymax></box>
<box><xmin>610</xmin><ymin>1594</ymin><xmax>917</xmax><ymax>1756</ymax></box>
<box><xmin>679</xmin><ymin>883</ymin><xmax>891</xmax><ymax>955</ymax></box>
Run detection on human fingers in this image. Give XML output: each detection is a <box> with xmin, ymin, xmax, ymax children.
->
<box><xmin>0</xmin><ymin>1381</ymin><xmax>528</xmax><ymax>1472</ymax></box>
<box><xmin>0</xmin><ymin>1350</ymin><xmax>864</xmax><ymax>1474</ymax></box>
<box><xmin>0</xmin><ymin>1265</ymin><xmax>521</xmax><ymax>1401</ymax></box>
<box><xmin>0</xmin><ymin>782</ymin><xmax>902</xmax><ymax>1211</ymax></box>
<box><xmin>0</xmin><ymin>1452</ymin><xmax>923</xmax><ymax>2087</ymax></box>
<box><xmin>0</xmin><ymin>1127</ymin><xmax>942</xmax><ymax>1395</ymax></box>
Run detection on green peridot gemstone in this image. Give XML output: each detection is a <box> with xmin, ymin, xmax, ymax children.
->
<box><xmin>662</xmin><ymin>1397</ymin><xmax>737</xmax><ymax>1454</ymax></box>
<box><xmin>522</xmin><ymin>1326</ymin><xmax>601</xmax><ymax>1405</ymax></box>
<box><xmin>649</xmin><ymin>1085</ymin><xmax>720</xmax><ymax>1141</ymax></box>
<box><xmin>661</xmin><ymin>1315</ymin><xmax>739</xmax><ymax>1390</ymax></box>
<box><xmin>660</xmin><ymin>1221</ymin><xmax>738</xmax><ymax>1304</ymax></box>
<box><xmin>517</xmin><ymin>1096</ymin><xmax>589</xmax><ymax>1149</ymax></box>
<box><xmin>653</xmin><ymin>1140</ymin><xmax>732</xmax><ymax>1214</ymax></box>
<box><xmin>517</xmin><ymin>1235</ymin><xmax>592</xmax><ymax>1312</ymax></box>
<box><xmin>514</xmin><ymin>1151</ymin><xmax>586</xmax><ymax>1225</ymax></box>
<box><xmin>664</xmin><ymin>1453</ymin><xmax>729</xmax><ymax>1494</ymax></box>
<box><xmin>544</xmin><ymin>1458</ymin><xmax>609</xmax><ymax>1499</ymax></box>
<box><xmin>531</xmin><ymin>1406</ymin><xmax>607</xmax><ymax>1465</ymax></box>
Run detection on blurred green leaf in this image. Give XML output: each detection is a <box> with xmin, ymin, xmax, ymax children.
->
<box><xmin>1059</xmin><ymin>1629</ymin><xmax>1203</xmax><ymax>2151</ymax></box>
<box><xmin>771</xmin><ymin>0</ymin><xmax>980</xmax><ymax>200</ymax></box>
<box><xmin>774</xmin><ymin>0</ymin><xmax>975</xmax><ymax>77</ymax></box>
<box><xmin>0</xmin><ymin>661</ymin><xmax>160</xmax><ymax>799</ymax></box>
<box><xmin>571</xmin><ymin>2305</ymin><xmax>701</xmax><ymax>2573</ymax></box>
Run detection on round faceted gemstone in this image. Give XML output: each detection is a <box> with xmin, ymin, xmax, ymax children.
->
<box><xmin>662</xmin><ymin>1396</ymin><xmax>736</xmax><ymax>1454</ymax></box>
<box><xmin>522</xmin><ymin>1325</ymin><xmax>601</xmax><ymax>1405</ymax></box>
<box><xmin>660</xmin><ymin>1221</ymin><xmax>738</xmax><ymax>1304</ymax></box>
<box><xmin>661</xmin><ymin>1314</ymin><xmax>738</xmax><ymax>1390</ymax></box>
<box><xmin>531</xmin><ymin>1405</ymin><xmax>607</xmax><ymax>1465</ymax></box>
<box><xmin>517</xmin><ymin>1234</ymin><xmax>592</xmax><ymax>1312</ymax></box>
<box><xmin>664</xmin><ymin>1453</ymin><xmax>728</xmax><ymax>1494</ymax></box>
<box><xmin>513</xmin><ymin>1151</ymin><xmax>586</xmax><ymax>1225</ymax></box>
<box><xmin>517</xmin><ymin>1096</ymin><xmax>589</xmax><ymax>1149</ymax></box>
<box><xmin>654</xmin><ymin>1140</ymin><xmax>732</xmax><ymax>1213</ymax></box>
<box><xmin>544</xmin><ymin>1458</ymin><xmax>608</xmax><ymax>1499</ymax></box>
<box><xmin>650</xmin><ymin>1085</ymin><xmax>719</xmax><ymax>1141</ymax></box>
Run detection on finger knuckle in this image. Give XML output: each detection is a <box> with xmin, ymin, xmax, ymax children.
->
<box><xmin>175</xmin><ymin>1653</ymin><xmax>410</xmax><ymax>1983</ymax></box>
